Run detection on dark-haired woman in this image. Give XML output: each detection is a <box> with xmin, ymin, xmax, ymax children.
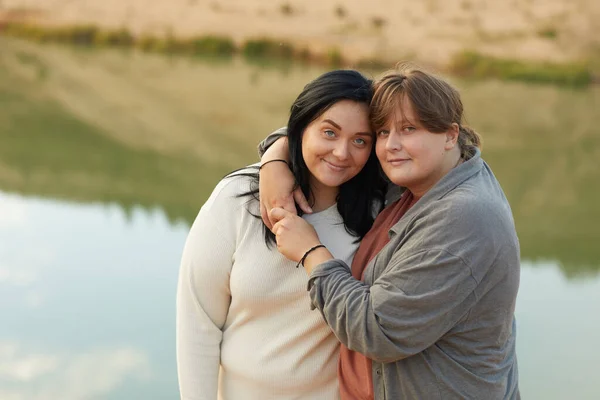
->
<box><xmin>176</xmin><ymin>70</ymin><xmax>385</xmax><ymax>399</ymax></box>
<box><xmin>262</xmin><ymin>65</ymin><xmax>520</xmax><ymax>399</ymax></box>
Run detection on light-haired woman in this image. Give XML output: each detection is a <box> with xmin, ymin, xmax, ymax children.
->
<box><xmin>261</xmin><ymin>65</ymin><xmax>520</xmax><ymax>399</ymax></box>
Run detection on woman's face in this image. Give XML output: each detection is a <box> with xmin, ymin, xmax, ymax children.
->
<box><xmin>375</xmin><ymin>99</ymin><xmax>456</xmax><ymax>196</ymax></box>
<box><xmin>301</xmin><ymin>100</ymin><xmax>373</xmax><ymax>190</ymax></box>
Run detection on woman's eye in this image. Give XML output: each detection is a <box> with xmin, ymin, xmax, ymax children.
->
<box><xmin>403</xmin><ymin>126</ymin><xmax>416</xmax><ymax>134</ymax></box>
<box><xmin>324</xmin><ymin>129</ymin><xmax>336</xmax><ymax>138</ymax></box>
<box><xmin>354</xmin><ymin>138</ymin><xmax>366</xmax><ymax>145</ymax></box>
<box><xmin>377</xmin><ymin>130</ymin><xmax>389</xmax><ymax>137</ymax></box>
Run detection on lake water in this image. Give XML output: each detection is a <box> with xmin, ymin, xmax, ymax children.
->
<box><xmin>1</xmin><ymin>37</ymin><xmax>599</xmax><ymax>399</ymax></box>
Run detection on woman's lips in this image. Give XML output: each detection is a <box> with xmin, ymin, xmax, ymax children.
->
<box><xmin>323</xmin><ymin>159</ymin><xmax>349</xmax><ymax>171</ymax></box>
<box><xmin>387</xmin><ymin>158</ymin><xmax>410</xmax><ymax>166</ymax></box>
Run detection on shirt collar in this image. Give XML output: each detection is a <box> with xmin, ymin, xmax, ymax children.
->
<box><xmin>389</xmin><ymin>147</ymin><xmax>483</xmax><ymax>236</ymax></box>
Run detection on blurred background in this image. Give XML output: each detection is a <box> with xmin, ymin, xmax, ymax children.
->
<box><xmin>0</xmin><ymin>1</ymin><xmax>599</xmax><ymax>399</ymax></box>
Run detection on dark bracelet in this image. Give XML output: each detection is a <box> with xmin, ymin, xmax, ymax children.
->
<box><xmin>259</xmin><ymin>159</ymin><xmax>289</xmax><ymax>170</ymax></box>
<box><xmin>296</xmin><ymin>244</ymin><xmax>326</xmax><ymax>268</ymax></box>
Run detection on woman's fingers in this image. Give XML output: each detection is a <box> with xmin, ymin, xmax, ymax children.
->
<box><xmin>293</xmin><ymin>187</ymin><xmax>313</xmax><ymax>214</ymax></box>
<box><xmin>260</xmin><ymin>201</ymin><xmax>273</xmax><ymax>230</ymax></box>
<box><xmin>269</xmin><ymin>207</ymin><xmax>292</xmax><ymax>225</ymax></box>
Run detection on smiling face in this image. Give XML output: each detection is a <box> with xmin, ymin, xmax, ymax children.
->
<box><xmin>301</xmin><ymin>100</ymin><xmax>373</xmax><ymax>193</ymax></box>
<box><xmin>375</xmin><ymin>98</ymin><xmax>458</xmax><ymax>197</ymax></box>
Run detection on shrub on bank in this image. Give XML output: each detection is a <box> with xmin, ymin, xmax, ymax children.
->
<box><xmin>242</xmin><ymin>38</ymin><xmax>294</xmax><ymax>59</ymax></box>
<box><xmin>137</xmin><ymin>35</ymin><xmax>160</xmax><ymax>52</ymax></box>
<box><xmin>1</xmin><ymin>23</ymin><xmax>595</xmax><ymax>86</ymax></box>
<box><xmin>188</xmin><ymin>36</ymin><xmax>236</xmax><ymax>56</ymax></box>
<box><xmin>325</xmin><ymin>47</ymin><xmax>343</xmax><ymax>66</ymax></box>
<box><xmin>95</xmin><ymin>28</ymin><xmax>134</xmax><ymax>47</ymax></box>
<box><xmin>450</xmin><ymin>51</ymin><xmax>592</xmax><ymax>87</ymax></box>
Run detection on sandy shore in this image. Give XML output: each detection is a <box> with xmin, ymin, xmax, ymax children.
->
<box><xmin>1</xmin><ymin>0</ymin><xmax>598</xmax><ymax>66</ymax></box>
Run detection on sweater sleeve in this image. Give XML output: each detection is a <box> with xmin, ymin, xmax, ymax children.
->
<box><xmin>307</xmin><ymin>248</ymin><xmax>477</xmax><ymax>363</ymax></box>
<box><xmin>307</xmin><ymin>197</ymin><xmax>500</xmax><ymax>363</ymax></box>
<box><xmin>176</xmin><ymin>179</ymin><xmax>240</xmax><ymax>400</ymax></box>
<box><xmin>257</xmin><ymin>126</ymin><xmax>287</xmax><ymax>157</ymax></box>
<box><xmin>307</xmin><ymin>199</ymin><xmax>487</xmax><ymax>364</ymax></box>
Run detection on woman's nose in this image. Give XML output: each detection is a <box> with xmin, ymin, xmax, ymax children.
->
<box><xmin>332</xmin><ymin>141</ymin><xmax>349</xmax><ymax>160</ymax></box>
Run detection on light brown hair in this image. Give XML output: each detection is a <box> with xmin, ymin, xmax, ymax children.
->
<box><xmin>371</xmin><ymin>63</ymin><xmax>481</xmax><ymax>159</ymax></box>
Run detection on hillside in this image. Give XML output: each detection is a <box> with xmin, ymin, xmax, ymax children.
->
<box><xmin>1</xmin><ymin>0</ymin><xmax>599</xmax><ymax>67</ymax></box>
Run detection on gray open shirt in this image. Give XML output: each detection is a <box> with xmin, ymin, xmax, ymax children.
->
<box><xmin>260</xmin><ymin>132</ymin><xmax>520</xmax><ymax>399</ymax></box>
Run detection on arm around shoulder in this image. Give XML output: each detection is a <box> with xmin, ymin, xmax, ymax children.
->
<box><xmin>257</xmin><ymin>127</ymin><xmax>287</xmax><ymax>157</ymax></box>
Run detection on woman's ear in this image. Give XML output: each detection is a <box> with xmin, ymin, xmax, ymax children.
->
<box><xmin>445</xmin><ymin>123</ymin><xmax>459</xmax><ymax>150</ymax></box>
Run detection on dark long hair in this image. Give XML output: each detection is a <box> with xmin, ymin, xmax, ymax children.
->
<box><xmin>233</xmin><ymin>69</ymin><xmax>386</xmax><ymax>247</ymax></box>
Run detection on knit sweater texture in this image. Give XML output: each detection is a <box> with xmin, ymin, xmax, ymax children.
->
<box><xmin>176</xmin><ymin>168</ymin><xmax>360</xmax><ymax>399</ymax></box>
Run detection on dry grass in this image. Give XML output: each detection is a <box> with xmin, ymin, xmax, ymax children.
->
<box><xmin>0</xmin><ymin>0</ymin><xmax>598</xmax><ymax>67</ymax></box>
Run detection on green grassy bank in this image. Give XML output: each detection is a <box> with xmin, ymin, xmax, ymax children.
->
<box><xmin>1</xmin><ymin>22</ymin><xmax>597</xmax><ymax>86</ymax></box>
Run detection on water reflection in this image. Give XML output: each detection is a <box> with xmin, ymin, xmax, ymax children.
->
<box><xmin>0</xmin><ymin>343</ymin><xmax>150</xmax><ymax>400</ymax></box>
<box><xmin>1</xmin><ymin>37</ymin><xmax>598</xmax><ymax>277</ymax></box>
<box><xmin>1</xmin><ymin>191</ymin><xmax>599</xmax><ymax>399</ymax></box>
<box><xmin>516</xmin><ymin>262</ymin><xmax>600</xmax><ymax>399</ymax></box>
<box><xmin>0</xmin><ymin>192</ymin><xmax>184</xmax><ymax>399</ymax></box>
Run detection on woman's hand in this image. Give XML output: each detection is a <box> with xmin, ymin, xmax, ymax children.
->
<box><xmin>260</xmin><ymin>137</ymin><xmax>312</xmax><ymax>230</ymax></box>
<box><xmin>270</xmin><ymin>208</ymin><xmax>333</xmax><ymax>274</ymax></box>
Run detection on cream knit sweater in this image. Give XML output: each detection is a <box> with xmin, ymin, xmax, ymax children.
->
<box><xmin>176</xmin><ymin>169</ymin><xmax>359</xmax><ymax>400</ymax></box>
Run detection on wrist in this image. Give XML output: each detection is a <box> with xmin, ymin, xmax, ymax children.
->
<box><xmin>302</xmin><ymin>246</ymin><xmax>333</xmax><ymax>275</ymax></box>
<box><xmin>259</xmin><ymin>159</ymin><xmax>289</xmax><ymax>170</ymax></box>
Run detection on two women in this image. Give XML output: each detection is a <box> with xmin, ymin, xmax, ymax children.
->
<box><xmin>176</xmin><ymin>70</ymin><xmax>385</xmax><ymax>399</ymax></box>
<box><xmin>261</xmin><ymin>65</ymin><xmax>520</xmax><ymax>399</ymax></box>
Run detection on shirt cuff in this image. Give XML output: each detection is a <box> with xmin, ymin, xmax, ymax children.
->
<box><xmin>306</xmin><ymin>259</ymin><xmax>352</xmax><ymax>310</ymax></box>
<box><xmin>306</xmin><ymin>259</ymin><xmax>350</xmax><ymax>290</ymax></box>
